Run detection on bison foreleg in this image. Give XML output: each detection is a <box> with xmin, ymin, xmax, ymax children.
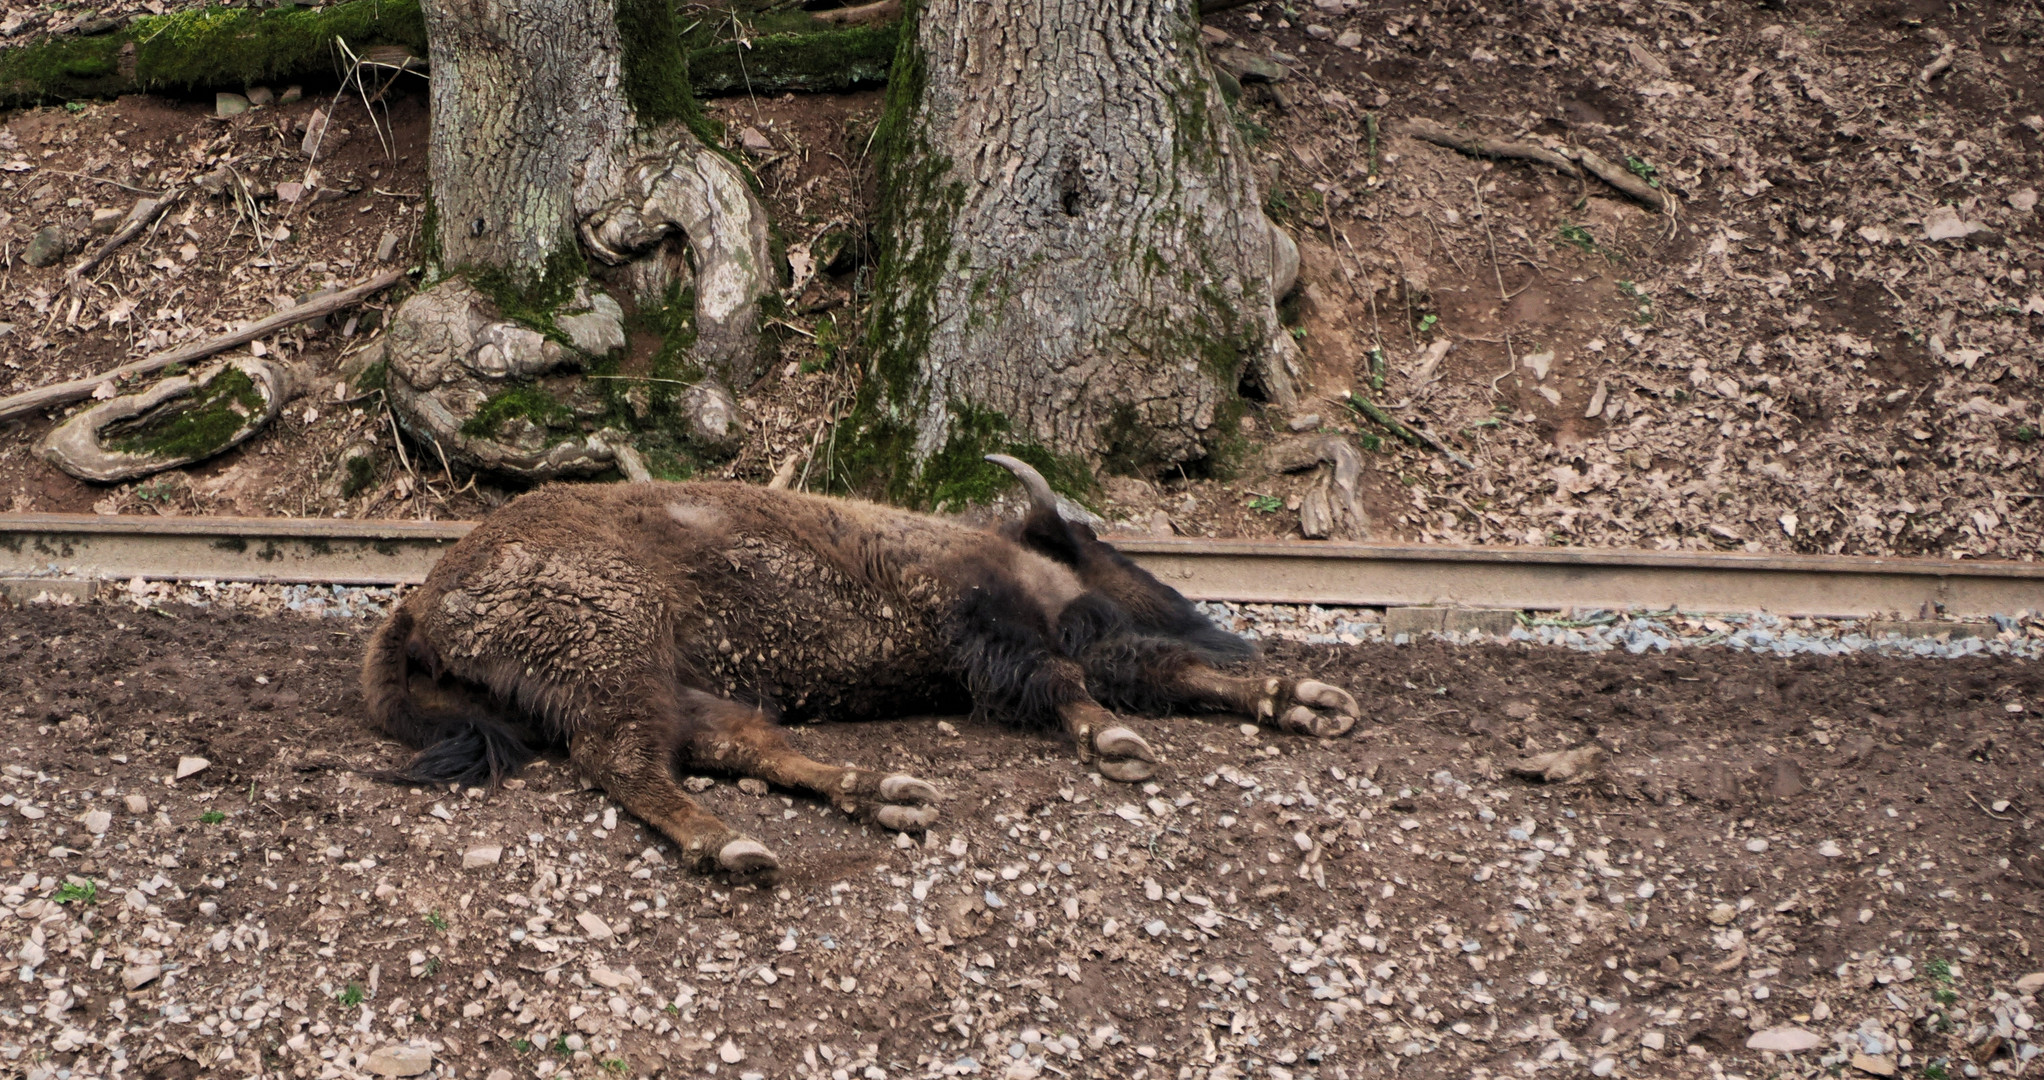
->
<box><xmin>569</xmin><ymin>707</ymin><xmax>779</xmax><ymax>877</ymax></box>
<box><xmin>1059</xmin><ymin>695</ymin><xmax>1162</xmax><ymax>784</ymax></box>
<box><xmin>1073</xmin><ymin>638</ymin><xmax>1361</xmax><ymax>739</ymax></box>
<box><xmin>679</xmin><ymin>690</ymin><xmax>940</xmax><ymax>831</ymax></box>
<box><xmin>1167</xmin><ymin>666</ymin><xmax>1362</xmax><ymax>738</ymax></box>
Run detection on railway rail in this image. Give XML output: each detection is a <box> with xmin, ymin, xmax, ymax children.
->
<box><xmin>2</xmin><ymin>512</ymin><xmax>2040</xmax><ymax>620</ymax></box>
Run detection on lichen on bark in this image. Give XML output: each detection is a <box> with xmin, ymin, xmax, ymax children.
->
<box><xmin>855</xmin><ymin>0</ymin><xmax>1303</xmax><ymax>491</ymax></box>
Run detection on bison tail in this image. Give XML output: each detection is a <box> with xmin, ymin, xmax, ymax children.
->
<box><xmin>361</xmin><ymin>608</ymin><xmax>539</xmax><ymax>787</ymax></box>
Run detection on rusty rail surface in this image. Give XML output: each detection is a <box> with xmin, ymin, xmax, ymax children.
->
<box><xmin>1</xmin><ymin>513</ymin><xmax>2040</xmax><ymax>619</ymax></box>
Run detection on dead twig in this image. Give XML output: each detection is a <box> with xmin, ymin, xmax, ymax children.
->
<box><xmin>67</xmin><ymin>187</ymin><xmax>185</xmax><ymax>282</ymax></box>
<box><xmin>1574</xmin><ymin>148</ymin><xmax>1668</xmax><ymax>213</ymax></box>
<box><xmin>1409</xmin><ymin>119</ymin><xmax>1581</xmax><ymax>178</ymax></box>
<box><xmin>0</xmin><ymin>270</ymin><xmax>406</xmax><ymax>424</ymax></box>
<box><xmin>1344</xmin><ymin>394</ymin><xmax>1474</xmax><ymax>470</ymax></box>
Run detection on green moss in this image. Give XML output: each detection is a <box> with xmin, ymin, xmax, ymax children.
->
<box><xmin>339</xmin><ymin>454</ymin><xmax>377</xmax><ymax>498</ymax></box>
<box><xmin>688</xmin><ymin>22</ymin><xmax>898</xmax><ymax>97</ymax></box>
<box><xmin>863</xmin><ymin>2</ymin><xmax>964</xmax><ymax>406</ymax></box>
<box><xmin>459</xmin><ymin>383</ymin><xmax>574</xmax><ymax>441</ymax></box>
<box><xmin>615</xmin><ymin>0</ymin><xmax>723</xmax><ymax>151</ymax></box>
<box><xmin>1</xmin><ymin>0</ymin><xmax>883</xmax><ymax>111</ymax></box>
<box><xmin>458</xmin><ymin>241</ymin><xmax>587</xmax><ymax>340</ymax></box>
<box><xmin>351</xmin><ymin>359</ymin><xmax>388</xmax><ymax>393</ymax></box>
<box><xmin>827</xmin><ymin>402</ymin><xmax>1093</xmax><ymax>511</ymax></box>
<box><xmin>104</xmin><ymin>364</ymin><xmax>267</xmax><ymax>460</ymax></box>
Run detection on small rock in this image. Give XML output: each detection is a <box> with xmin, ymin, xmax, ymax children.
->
<box><xmin>364</xmin><ymin>1044</ymin><xmax>433</xmax><ymax>1077</ymax></box>
<box><xmin>1747</xmin><ymin>1027</ymin><xmax>1824</xmax><ymax>1053</ymax></box>
<box><xmin>301</xmin><ymin>108</ymin><xmax>332</xmax><ymax>157</ymax></box>
<box><xmin>1818</xmin><ymin>840</ymin><xmax>1845</xmax><ymax>857</ymax></box>
<box><xmin>739</xmin><ymin>126</ymin><xmax>772</xmax><ymax>153</ymax></box>
<box><xmin>18</xmin><ymin>804</ymin><xmax>44</xmax><ymax>820</ymax></box>
<box><xmin>1707</xmin><ymin>903</ymin><xmax>1737</xmax><ymax>925</ymax></box>
<box><xmin>719</xmin><ymin>1038</ymin><xmax>745</xmax><ymax>1064</ymax></box>
<box><xmin>1850</xmin><ymin>1054</ymin><xmax>1897</xmax><ymax>1077</ymax></box>
<box><xmin>1286</xmin><ymin>414</ymin><xmax>1321</xmax><ymax>431</ymax></box>
<box><xmin>121</xmin><ymin>963</ymin><xmax>161</xmax><ymax>990</ymax></box>
<box><xmin>275</xmin><ymin>181</ymin><xmax>304</xmax><ymax>203</ymax></box>
<box><xmin>82</xmin><ymin>810</ymin><xmax>112</xmax><ymax>835</ymax></box>
<box><xmin>23</xmin><ymin>225</ymin><xmax>70</xmax><ymax>267</ymax></box>
<box><xmin>175</xmin><ymin>756</ymin><xmax>210</xmax><ymax>779</ymax></box>
<box><xmin>246</xmin><ymin>86</ymin><xmax>275</xmax><ymax>107</ymax></box>
<box><xmin>1304</xmin><ymin>23</ymin><xmax>1332</xmax><ymax>39</ymax></box>
<box><xmin>1744</xmin><ymin>838</ymin><xmax>1769</xmax><ymax>853</ymax></box>
<box><xmin>89</xmin><ymin>207</ymin><xmax>124</xmax><ymax>234</ymax></box>
<box><xmin>279</xmin><ymin>85</ymin><xmax>303</xmax><ymax>105</ymax></box>
<box><xmin>124</xmin><ymin>794</ymin><xmax>149</xmax><ymax>814</ymax></box>
<box><xmin>2016</xmin><ymin>972</ymin><xmax>2044</xmax><ymax>994</ymax></box>
<box><xmin>1335</xmin><ymin>29</ymin><xmax>1363</xmax><ymax>48</ymax></box>
<box><xmin>1640</xmin><ymin>1031</ymin><xmax>1666</xmax><ymax>1051</ymax></box>
<box><xmin>462</xmin><ymin>845</ymin><xmax>503</xmax><ymax>869</ymax></box>
<box><xmin>576</xmin><ymin>911</ymin><xmax>613</xmax><ymax>940</ymax></box>
<box><xmin>215</xmin><ymin>92</ymin><xmax>252</xmax><ymax>118</ymax></box>
<box><xmin>376</xmin><ymin>230</ymin><xmax>400</xmax><ymax>262</ymax></box>
<box><xmin>1589</xmin><ymin>1058</ymin><xmax>1616</xmax><ymax>1077</ymax></box>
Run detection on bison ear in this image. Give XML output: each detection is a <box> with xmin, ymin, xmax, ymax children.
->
<box><xmin>984</xmin><ymin>454</ymin><xmax>1058</xmax><ymax>516</ymax></box>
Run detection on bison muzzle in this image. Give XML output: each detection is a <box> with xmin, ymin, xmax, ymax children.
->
<box><xmin>362</xmin><ymin>456</ymin><xmax>1360</xmax><ymax>876</ymax></box>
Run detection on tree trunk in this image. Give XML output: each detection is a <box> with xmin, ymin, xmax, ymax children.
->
<box><xmin>862</xmin><ymin>0</ymin><xmax>1300</xmax><ymax>491</ymax></box>
<box><xmin>383</xmin><ymin>0</ymin><xmax>773</xmax><ymax>477</ymax></box>
<box><xmin>422</xmin><ymin>0</ymin><xmax>634</xmax><ymax>277</ymax></box>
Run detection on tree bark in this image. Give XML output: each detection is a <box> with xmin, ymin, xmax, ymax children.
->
<box><xmin>864</xmin><ymin>0</ymin><xmax>1301</xmax><ymax>484</ymax></box>
<box><xmin>422</xmin><ymin>0</ymin><xmax>634</xmax><ymax>276</ymax></box>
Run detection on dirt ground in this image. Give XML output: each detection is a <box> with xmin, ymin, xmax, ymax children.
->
<box><xmin>1</xmin><ymin>0</ymin><xmax>2039</xmax><ymax>553</ymax></box>
<box><xmin>3</xmin><ymin>598</ymin><xmax>2042</xmax><ymax>1079</ymax></box>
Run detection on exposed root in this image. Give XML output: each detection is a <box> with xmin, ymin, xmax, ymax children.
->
<box><xmin>38</xmin><ymin>355</ymin><xmax>297</xmax><ymax>483</ymax></box>
<box><xmin>581</xmin><ymin>126</ymin><xmax>774</xmax><ymax>387</ymax></box>
<box><xmin>1263</xmin><ymin>434</ymin><xmax>1369</xmax><ymax>539</ymax></box>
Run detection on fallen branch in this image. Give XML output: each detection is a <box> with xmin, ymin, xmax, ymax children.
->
<box><xmin>67</xmin><ymin>186</ymin><xmax>184</xmax><ymax>282</ymax></box>
<box><xmin>811</xmin><ymin>0</ymin><xmax>899</xmax><ymax>25</ymax></box>
<box><xmin>1345</xmin><ymin>394</ymin><xmax>1475</xmax><ymax>470</ymax></box>
<box><xmin>1407</xmin><ymin>119</ymin><xmax>1581</xmax><ymax>178</ymax></box>
<box><xmin>0</xmin><ymin>269</ymin><xmax>405</xmax><ymax>425</ymax></box>
<box><xmin>1574</xmin><ymin>148</ymin><xmax>1668</xmax><ymax>213</ymax></box>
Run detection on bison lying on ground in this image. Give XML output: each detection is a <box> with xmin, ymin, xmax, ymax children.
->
<box><xmin>363</xmin><ymin>456</ymin><xmax>1360</xmax><ymax>875</ymax></box>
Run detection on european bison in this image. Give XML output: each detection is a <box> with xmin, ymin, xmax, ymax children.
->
<box><xmin>363</xmin><ymin>456</ymin><xmax>1359</xmax><ymax>875</ymax></box>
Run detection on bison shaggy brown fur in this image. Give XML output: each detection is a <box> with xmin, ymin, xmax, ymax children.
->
<box><xmin>362</xmin><ymin>457</ymin><xmax>1359</xmax><ymax>875</ymax></box>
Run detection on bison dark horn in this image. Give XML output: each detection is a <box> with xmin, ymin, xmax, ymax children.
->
<box><xmin>984</xmin><ymin>454</ymin><xmax>1058</xmax><ymax>514</ymax></box>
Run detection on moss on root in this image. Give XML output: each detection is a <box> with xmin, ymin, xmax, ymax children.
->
<box><xmin>688</xmin><ymin>22</ymin><xmax>898</xmax><ymax>97</ymax></box>
<box><xmin>103</xmin><ymin>364</ymin><xmax>267</xmax><ymax>460</ymax></box>
<box><xmin>459</xmin><ymin>383</ymin><xmax>574</xmax><ymax>442</ymax></box>
<box><xmin>0</xmin><ymin>0</ymin><xmax>896</xmax><ymax>109</ymax></box>
<box><xmin>0</xmin><ymin>0</ymin><xmax>428</xmax><ymax>108</ymax></box>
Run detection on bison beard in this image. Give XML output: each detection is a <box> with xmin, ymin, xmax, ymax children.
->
<box><xmin>361</xmin><ymin>457</ymin><xmax>1360</xmax><ymax>877</ymax></box>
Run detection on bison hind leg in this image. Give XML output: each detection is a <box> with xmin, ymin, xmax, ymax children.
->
<box><xmin>678</xmin><ymin>689</ymin><xmax>941</xmax><ymax>831</ymax></box>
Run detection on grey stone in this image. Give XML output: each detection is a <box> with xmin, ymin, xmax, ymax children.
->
<box><xmin>246</xmin><ymin>86</ymin><xmax>274</xmax><ymax>107</ymax></box>
<box><xmin>23</xmin><ymin>225</ymin><xmax>70</xmax><ymax>267</ymax></box>
<box><xmin>557</xmin><ymin>293</ymin><xmax>627</xmax><ymax>357</ymax></box>
<box><xmin>364</xmin><ymin>1044</ymin><xmax>433</xmax><ymax>1077</ymax></box>
<box><xmin>215</xmin><ymin>92</ymin><xmax>252</xmax><ymax>118</ymax></box>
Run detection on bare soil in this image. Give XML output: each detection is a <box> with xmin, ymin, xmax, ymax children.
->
<box><xmin>4</xmin><ymin>599</ymin><xmax>2042</xmax><ymax>1079</ymax></box>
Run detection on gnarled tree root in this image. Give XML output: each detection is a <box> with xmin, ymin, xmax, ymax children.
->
<box><xmin>1263</xmin><ymin>434</ymin><xmax>1368</xmax><ymax>540</ymax></box>
<box><xmin>38</xmin><ymin>355</ymin><xmax>297</xmax><ymax>483</ymax></box>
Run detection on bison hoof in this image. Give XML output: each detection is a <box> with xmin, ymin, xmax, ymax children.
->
<box><xmin>717</xmin><ymin>838</ymin><xmax>780</xmax><ymax>874</ymax></box>
<box><xmin>1280</xmin><ymin>704</ymin><xmax>1354</xmax><ymax>738</ymax></box>
<box><xmin>1295</xmin><ymin>680</ymin><xmax>1359</xmax><ymax>717</ymax></box>
<box><xmin>1097</xmin><ymin>756</ymin><xmax>1157</xmax><ymax>783</ymax></box>
<box><xmin>874</xmin><ymin>804</ymin><xmax>940</xmax><ymax>831</ymax></box>
<box><xmin>1094</xmin><ymin>725</ymin><xmax>1159</xmax><ymax>783</ymax></box>
<box><xmin>1274</xmin><ymin>680</ymin><xmax>1359</xmax><ymax>738</ymax></box>
<box><xmin>879</xmin><ymin>774</ymin><xmax>940</xmax><ymax>804</ymax></box>
<box><xmin>1095</xmin><ymin>725</ymin><xmax>1157</xmax><ymax>762</ymax></box>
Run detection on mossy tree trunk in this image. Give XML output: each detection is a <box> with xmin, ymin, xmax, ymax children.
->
<box><xmin>384</xmin><ymin>0</ymin><xmax>773</xmax><ymax>477</ymax></box>
<box><xmin>863</xmin><ymin>0</ymin><xmax>1301</xmax><ymax>490</ymax></box>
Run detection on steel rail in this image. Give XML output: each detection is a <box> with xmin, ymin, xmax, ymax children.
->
<box><xmin>1</xmin><ymin>513</ymin><xmax>2039</xmax><ymax>619</ymax></box>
